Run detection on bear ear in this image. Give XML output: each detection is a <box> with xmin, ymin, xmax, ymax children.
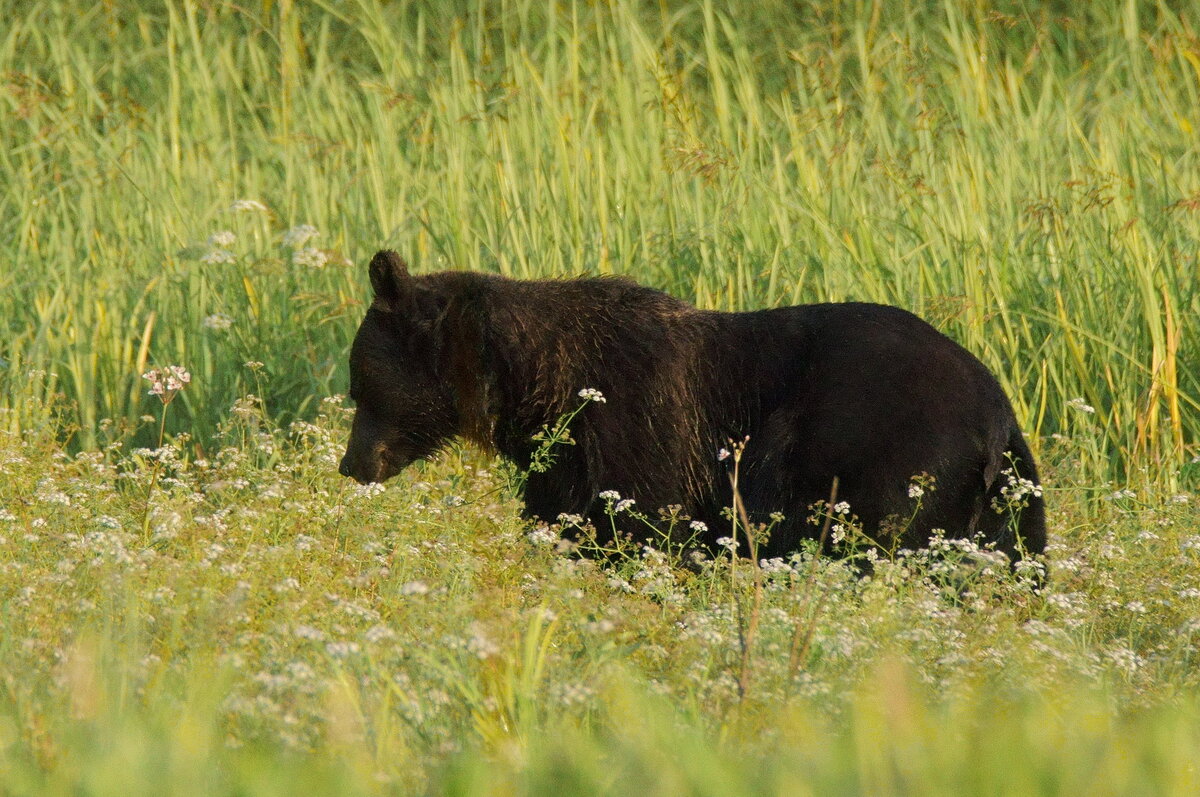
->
<box><xmin>368</xmin><ymin>250</ymin><xmax>411</xmax><ymax>310</ymax></box>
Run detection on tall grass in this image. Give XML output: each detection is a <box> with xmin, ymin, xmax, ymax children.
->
<box><xmin>2</xmin><ymin>0</ymin><xmax>1198</xmax><ymax>480</ymax></box>
<box><xmin>0</xmin><ymin>408</ymin><xmax>1199</xmax><ymax>794</ymax></box>
<box><xmin>4</xmin><ymin>1</ymin><xmax>1200</xmax><ymax>793</ymax></box>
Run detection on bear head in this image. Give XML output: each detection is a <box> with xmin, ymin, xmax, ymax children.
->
<box><xmin>338</xmin><ymin>251</ymin><xmax>463</xmax><ymax>484</ymax></box>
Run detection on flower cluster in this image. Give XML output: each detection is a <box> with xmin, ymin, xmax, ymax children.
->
<box><xmin>208</xmin><ymin>230</ymin><xmax>236</xmax><ymax>248</ymax></box>
<box><xmin>282</xmin><ymin>224</ymin><xmax>319</xmax><ymax>248</ymax></box>
<box><xmin>1066</xmin><ymin>397</ymin><xmax>1096</xmax><ymax>414</ymax></box>
<box><xmin>578</xmin><ymin>388</ymin><xmax>607</xmax><ymax>403</ymax></box>
<box><xmin>993</xmin><ymin>468</ymin><xmax>1043</xmax><ymax>511</ymax></box>
<box><xmin>292</xmin><ymin>248</ymin><xmax>328</xmax><ymax>269</ymax></box>
<box><xmin>142</xmin><ymin>366</ymin><xmax>191</xmax><ymax>398</ymax></box>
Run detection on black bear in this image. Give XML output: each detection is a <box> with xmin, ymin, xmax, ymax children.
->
<box><xmin>340</xmin><ymin>250</ymin><xmax>1045</xmax><ymax>562</ymax></box>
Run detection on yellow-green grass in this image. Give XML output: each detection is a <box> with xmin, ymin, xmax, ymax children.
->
<box><xmin>3</xmin><ymin>0</ymin><xmax>1199</xmax><ymax>478</ymax></box>
<box><xmin>0</xmin><ymin>404</ymin><xmax>1199</xmax><ymax>794</ymax></box>
<box><xmin>3</xmin><ymin>0</ymin><xmax>1200</xmax><ymax>793</ymax></box>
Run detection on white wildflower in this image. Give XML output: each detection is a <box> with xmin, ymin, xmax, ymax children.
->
<box><xmin>207</xmin><ymin>230</ymin><xmax>236</xmax><ymax>248</ymax></box>
<box><xmin>293</xmin><ymin>625</ymin><xmax>325</xmax><ymax>641</ymax></box>
<box><xmin>203</xmin><ymin>313</ymin><xmax>233</xmax><ymax>331</ymax></box>
<box><xmin>292</xmin><ymin>247</ymin><xmax>327</xmax><ymax>268</ymax></box>
<box><xmin>1066</xmin><ymin>397</ymin><xmax>1096</xmax><ymax>414</ymax></box>
<box><xmin>994</xmin><ymin>468</ymin><xmax>1043</xmax><ymax>509</ymax></box>
<box><xmin>231</xmin><ymin>395</ymin><xmax>260</xmax><ymax>418</ymax></box>
<box><xmin>466</xmin><ymin>628</ymin><xmax>499</xmax><ymax>660</ymax></box>
<box><xmin>908</xmin><ymin>484</ymin><xmax>924</xmax><ymax>499</ymax></box>
<box><xmin>281</xmin><ymin>224</ymin><xmax>319</xmax><ymax>248</ymax></box>
<box><xmin>688</xmin><ymin>520</ymin><xmax>708</xmax><ymax>532</ymax></box>
<box><xmin>833</xmin><ymin>501</ymin><xmax>851</xmax><ymax>515</ymax></box>
<box><xmin>527</xmin><ymin>526</ymin><xmax>558</xmax><ymax>545</ymax></box>
<box><xmin>200</xmin><ymin>248</ymin><xmax>236</xmax><ymax>265</ymax></box>
<box><xmin>326</xmin><ymin>641</ymin><xmax>360</xmax><ymax>658</ymax></box>
<box><xmin>365</xmin><ymin>625</ymin><xmax>396</xmax><ymax>644</ymax></box>
<box><xmin>577</xmin><ymin>387</ymin><xmax>606</xmax><ymax>403</ymax></box>
<box><xmin>598</xmin><ymin>490</ymin><xmax>621</xmax><ymax>501</ymax></box>
<box><xmin>143</xmin><ymin>365</ymin><xmax>191</xmax><ymax>398</ymax></box>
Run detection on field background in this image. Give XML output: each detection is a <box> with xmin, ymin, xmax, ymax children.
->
<box><xmin>2</xmin><ymin>0</ymin><xmax>1200</xmax><ymax>793</ymax></box>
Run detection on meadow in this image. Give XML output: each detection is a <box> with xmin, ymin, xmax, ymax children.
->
<box><xmin>2</xmin><ymin>0</ymin><xmax>1200</xmax><ymax>793</ymax></box>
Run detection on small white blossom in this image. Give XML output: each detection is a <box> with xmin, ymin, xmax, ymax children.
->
<box><xmin>908</xmin><ymin>484</ymin><xmax>924</xmax><ymax>499</ymax></box>
<box><xmin>326</xmin><ymin>641</ymin><xmax>360</xmax><ymax>658</ymax></box>
<box><xmin>833</xmin><ymin>501</ymin><xmax>851</xmax><ymax>515</ymax></box>
<box><xmin>203</xmin><ymin>313</ymin><xmax>233</xmax><ymax>331</ymax></box>
<box><xmin>208</xmin><ymin>230</ymin><xmax>236</xmax><ymax>248</ymax></box>
<box><xmin>614</xmin><ymin>499</ymin><xmax>636</xmax><ymax>513</ymax></box>
<box><xmin>598</xmin><ymin>490</ymin><xmax>621</xmax><ymax>501</ymax></box>
<box><xmin>230</xmin><ymin>395</ymin><xmax>260</xmax><ymax>418</ymax></box>
<box><xmin>527</xmin><ymin>526</ymin><xmax>558</xmax><ymax>545</ymax></box>
<box><xmin>688</xmin><ymin>520</ymin><xmax>708</xmax><ymax>533</ymax></box>
<box><xmin>293</xmin><ymin>625</ymin><xmax>325</xmax><ymax>641</ymax></box>
<box><xmin>717</xmin><ymin>447</ymin><xmax>731</xmax><ymax>461</ymax></box>
<box><xmin>365</xmin><ymin>625</ymin><xmax>396</xmax><ymax>644</ymax></box>
<box><xmin>994</xmin><ymin>468</ymin><xmax>1043</xmax><ymax>511</ymax></box>
<box><xmin>143</xmin><ymin>366</ymin><xmax>191</xmax><ymax>397</ymax></box>
<box><xmin>281</xmin><ymin>224</ymin><xmax>319</xmax><ymax>248</ymax></box>
<box><xmin>466</xmin><ymin>628</ymin><xmax>499</xmax><ymax>660</ymax></box>
<box><xmin>292</xmin><ymin>247</ymin><xmax>327</xmax><ymax>268</ymax></box>
<box><xmin>200</xmin><ymin>248</ymin><xmax>236</xmax><ymax>265</ymax></box>
<box><xmin>577</xmin><ymin>388</ymin><xmax>606</xmax><ymax>403</ymax></box>
<box><xmin>1066</xmin><ymin>397</ymin><xmax>1096</xmax><ymax>414</ymax></box>
<box><xmin>716</xmin><ymin>536</ymin><xmax>738</xmax><ymax>550</ymax></box>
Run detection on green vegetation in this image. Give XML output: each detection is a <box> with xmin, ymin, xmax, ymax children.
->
<box><xmin>1</xmin><ymin>0</ymin><xmax>1199</xmax><ymax>793</ymax></box>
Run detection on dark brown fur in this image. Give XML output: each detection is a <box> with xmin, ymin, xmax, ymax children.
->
<box><xmin>340</xmin><ymin>251</ymin><xmax>1046</xmax><ymax>562</ymax></box>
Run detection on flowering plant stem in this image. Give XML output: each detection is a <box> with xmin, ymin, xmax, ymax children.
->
<box><xmin>727</xmin><ymin>438</ymin><xmax>763</xmax><ymax>702</ymax></box>
<box><xmin>787</xmin><ymin>477</ymin><xmax>839</xmax><ymax>686</ymax></box>
<box><xmin>138</xmin><ymin>366</ymin><xmax>189</xmax><ymax>540</ymax></box>
<box><xmin>140</xmin><ymin>404</ymin><xmax>169</xmax><ymax>539</ymax></box>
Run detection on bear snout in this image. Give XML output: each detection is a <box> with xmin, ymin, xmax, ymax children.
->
<box><xmin>338</xmin><ymin>453</ymin><xmax>376</xmax><ymax>484</ymax></box>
